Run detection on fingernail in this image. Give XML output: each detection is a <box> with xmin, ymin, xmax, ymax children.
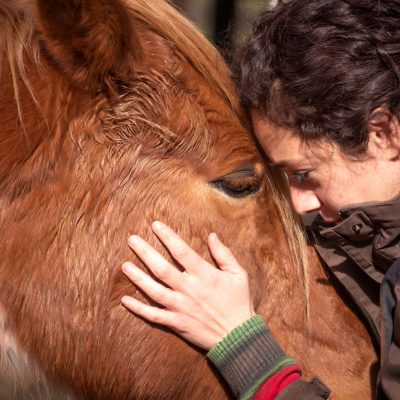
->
<box><xmin>121</xmin><ymin>296</ymin><xmax>132</xmax><ymax>306</ymax></box>
<box><xmin>128</xmin><ymin>235</ymin><xmax>140</xmax><ymax>246</ymax></box>
<box><xmin>152</xmin><ymin>221</ymin><xmax>163</xmax><ymax>231</ymax></box>
<box><xmin>210</xmin><ymin>232</ymin><xmax>218</xmax><ymax>242</ymax></box>
<box><xmin>121</xmin><ymin>262</ymin><xmax>132</xmax><ymax>273</ymax></box>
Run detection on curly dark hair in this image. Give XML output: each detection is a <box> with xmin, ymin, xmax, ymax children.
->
<box><xmin>234</xmin><ymin>0</ymin><xmax>400</xmax><ymax>155</ymax></box>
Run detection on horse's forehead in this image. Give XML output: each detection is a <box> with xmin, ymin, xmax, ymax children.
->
<box><xmin>101</xmin><ymin>52</ymin><xmax>252</xmax><ymax>156</ymax></box>
<box><xmin>167</xmin><ymin>63</ymin><xmax>250</xmax><ymax>143</ymax></box>
<box><xmin>131</xmin><ymin>24</ymin><xmax>247</xmax><ymax>139</ymax></box>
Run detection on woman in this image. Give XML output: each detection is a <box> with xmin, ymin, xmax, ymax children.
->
<box><xmin>120</xmin><ymin>1</ymin><xmax>400</xmax><ymax>399</ymax></box>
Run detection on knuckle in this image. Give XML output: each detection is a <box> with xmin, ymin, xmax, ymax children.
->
<box><xmin>139</xmin><ymin>246</ymin><xmax>150</xmax><ymax>257</ymax></box>
<box><xmin>173</xmin><ymin>245</ymin><xmax>188</xmax><ymax>259</ymax></box>
<box><xmin>191</xmin><ymin>284</ymin><xmax>208</xmax><ymax>302</ymax></box>
<box><xmin>135</xmin><ymin>271</ymin><xmax>147</xmax><ymax>287</ymax></box>
<box><xmin>184</xmin><ymin>274</ymin><xmax>199</xmax><ymax>289</ymax></box>
<box><xmin>130</xmin><ymin>301</ymin><xmax>142</xmax><ymax>314</ymax></box>
<box><xmin>133</xmin><ymin>273</ymin><xmax>145</xmax><ymax>286</ymax></box>
<box><xmin>168</xmin><ymin>314</ymin><xmax>183</xmax><ymax>331</ymax></box>
<box><xmin>151</xmin><ymin>311</ymin><xmax>164</xmax><ymax>324</ymax></box>
<box><xmin>155</xmin><ymin>264</ymin><xmax>170</xmax><ymax>281</ymax></box>
<box><xmin>151</xmin><ymin>288</ymin><xmax>165</xmax><ymax>304</ymax></box>
<box><xmin>151</xmin><ymin>310</ymin><xmax>165</xmax><ymax>325</ymax></box>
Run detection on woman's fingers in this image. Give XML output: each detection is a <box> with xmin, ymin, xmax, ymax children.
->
<box><xmin>122</xmin><ymin>262</ymin><xmax>178</xmax><ymax>308</ymax></box>
<box><xmin>127</xmin><ymin>236</ymin><xmax>184</xmax><ymax>290</ymax></box>
<box><xmin>151</xmin><ymin>221</ymin><xmax>210</xmax><ymax>276</ymax></box>
<box><xmin>121</xmin><ymin>295</ymin><xmax>176</xmax><ymax>327</ymax></box>
<box><xmin>121</xmin><ymin>226</ymin><xmax>255</xmax><ymax>350</ymax></box>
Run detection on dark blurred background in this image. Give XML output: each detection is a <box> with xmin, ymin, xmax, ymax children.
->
<box><xmin>171</xmin><ymin>0</ymin><xmax>277</xmax><ymax>53</ymax></box>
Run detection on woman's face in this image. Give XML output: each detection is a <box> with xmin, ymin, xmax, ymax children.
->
<box><xmin>251</xmin><ymin>111</ymin><xmax>400</xmax><ymax>224</ymax></box>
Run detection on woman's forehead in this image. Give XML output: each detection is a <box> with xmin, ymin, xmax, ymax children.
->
<box><xmin>251</xmin><ymin>115</ymin><xmax>308</xmax><ymax>162</ymax></box>
<box><xmin>251</xmin><ymin>116</ymin><xmax>339</xmax><ymax>167</ymax></box>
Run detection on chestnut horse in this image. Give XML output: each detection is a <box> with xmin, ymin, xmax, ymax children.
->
<box><xmin>0</xmin><ymin>0</ymin><xmax>376</xmax><ymax>399</ymax></box>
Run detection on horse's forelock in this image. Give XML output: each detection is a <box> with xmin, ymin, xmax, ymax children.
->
<box><xmin>0</xmin><ymin>1</ymin><xmax>40</xmax><ymax>132</ymax></box>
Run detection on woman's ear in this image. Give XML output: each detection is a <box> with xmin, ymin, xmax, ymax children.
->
<box><xmin>36</xmin><ymin>0</ymin><xmax>143</xmax><ymax>94</ymax></box>
<box><xmin>368</xmin><ymin>108</ymin><xmax>400</xmax><ymax>159</ymax></box>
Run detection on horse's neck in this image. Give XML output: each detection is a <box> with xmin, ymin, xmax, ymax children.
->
<box><xmin>267</xmin><ymin>244</ymin><xmax>377</xmax><ymax>400</ymax></box>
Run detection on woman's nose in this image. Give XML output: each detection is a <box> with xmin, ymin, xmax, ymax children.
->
<box><xmin>290</xmin><ymin>187</ymin><xmax>322</xmax><ymax>215</ymax></box>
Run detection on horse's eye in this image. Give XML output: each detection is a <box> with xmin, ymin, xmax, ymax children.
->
<box><xmin>210</xmin><ymin>170</ymin><xmax>263</xmax><ymax>198</ymax></box>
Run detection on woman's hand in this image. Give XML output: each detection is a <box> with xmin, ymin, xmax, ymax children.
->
<box><xmin>121</xmin><ymin>221</ymin><xmax>255</xmax><ymax>350</ymax></box>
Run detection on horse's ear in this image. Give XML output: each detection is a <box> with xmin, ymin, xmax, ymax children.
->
<box><xmin>36</xmin><ymin>0</ymin><xmax>142</xmax><ymax>93</ymax></box>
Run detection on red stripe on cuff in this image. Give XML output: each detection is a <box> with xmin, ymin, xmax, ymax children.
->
<box><xmin>253</xmin><ymin>365</ymin><xmax>302</xmax><ymax>400</ymax></box>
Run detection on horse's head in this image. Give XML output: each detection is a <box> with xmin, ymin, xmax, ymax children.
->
<box><xmin>0</xmin><ymin>1</ymin><xmax>308</xmax><ymax>398</ymax></box>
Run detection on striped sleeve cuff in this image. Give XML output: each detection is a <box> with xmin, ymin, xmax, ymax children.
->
<box><xmin>207</xmin><ymin>315</ymin><xmax>298</xmax><ymax>400</ymax></box>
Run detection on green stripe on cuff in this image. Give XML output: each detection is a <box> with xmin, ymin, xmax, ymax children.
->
<box><xmin>208</xmin><ymin>316</ymin><xmax>267</xmax><ymax>365</ymax></box>
<box><xmin>207</xmin><ymin>315</ymin><xmax>298</xmax><ymax>400</ymax></box>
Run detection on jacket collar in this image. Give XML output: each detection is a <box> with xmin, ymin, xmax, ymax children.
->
<box><xmin>312</xmin><ymin>194</ymin><xmax>400</xmax><ymax>272</ymax></box>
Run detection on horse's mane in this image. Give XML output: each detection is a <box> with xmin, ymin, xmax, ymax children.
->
<box><xmin>0</xmin><ymin>0</ymin><xmax>310</xmax><ymax>313</ymax></box>
<box><xmin>0</xmin><ymin>1</ymin><xmax>39</xmax><ymax>137</ymax></box>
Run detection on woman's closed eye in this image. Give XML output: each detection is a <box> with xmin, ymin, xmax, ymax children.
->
<box><xmin>291</xmin><ymin>170</ymin><xmax>311</xmax><ymax>185</ymax></box>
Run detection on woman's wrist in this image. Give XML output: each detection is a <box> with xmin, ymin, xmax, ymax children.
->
<box><xmin>207</xmin><ymin>316</ymin><xmax>298</xmax><ymax>400</ymax></box>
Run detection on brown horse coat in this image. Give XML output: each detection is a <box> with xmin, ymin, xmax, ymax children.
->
<box><xmin>0</xmin><ymin>0</ymin><xmax>376</xmax><ymax>399</ymax></box>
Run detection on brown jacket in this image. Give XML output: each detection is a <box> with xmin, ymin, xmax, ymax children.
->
<box><xmin>211</xmin><ymin>195</ymin><xmax>400</xmax><ymax>400</ymax></box>
<box><xmin>309</xmin><ymin>195</ymin><xmax>400</xmax><ymax>399</ymax></box>
<box><xmin>276</xmin><ymin>194</ymin><xmax>400</xmax><ymax>400</ymax></box>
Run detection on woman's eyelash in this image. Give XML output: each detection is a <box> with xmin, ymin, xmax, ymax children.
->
<box><xmin>292</xmin><ymin>171</ymin><xmax>311</xmax><ymax>184</ymax></box>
